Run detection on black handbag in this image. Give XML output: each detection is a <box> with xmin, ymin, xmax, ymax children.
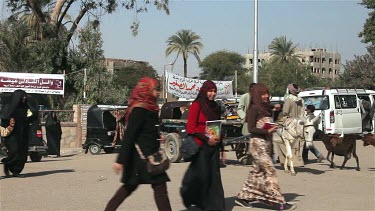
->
<box><xmin>135</xmin><ymin>144</ymin><xmax>170</xmax><ymax>175</ymax></box>
<box><xmin>181</xmin><ymin>135</ymin><xmax>199</xmax><ymax>161</ymax></box>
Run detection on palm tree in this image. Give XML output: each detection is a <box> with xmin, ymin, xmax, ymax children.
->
<box><xmin>165</xmin><ymin>29</ymin><xmax>203</xmax><ymax>77</ymax></box>
<box><xmin>268</xmin><ymin>36</ymin><xmax>299</xmax><ymax>63</ymax></box>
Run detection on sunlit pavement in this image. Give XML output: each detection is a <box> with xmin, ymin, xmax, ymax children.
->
<box><xmin>1</xmin><ymin>141</ymin><xmax>374</xmax><ymax>211</ymax></box>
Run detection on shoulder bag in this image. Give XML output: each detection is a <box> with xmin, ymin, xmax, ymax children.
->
<box><xmin>181</xmin><ymin>104</ymin><xmax>201</xmax><ymax>161</ymax></box>
<box><xmin>135</xmin><ymin>144</ymin><xmax>170</xmax><ymax>175</ymax></box>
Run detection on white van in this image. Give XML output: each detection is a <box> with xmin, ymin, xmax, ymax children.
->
<box><xmin>299</xmin><ymin>88</ymin><xmax>375</xmax><ymax>135</ymax></box>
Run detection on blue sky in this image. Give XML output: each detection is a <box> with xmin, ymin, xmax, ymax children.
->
<box><xmin>100</xmin><ymin>0</ymin><xmax>369</xmax><ymax>77</ymax></box>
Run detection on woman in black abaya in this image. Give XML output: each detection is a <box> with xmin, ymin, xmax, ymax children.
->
<box><xmin>1</xmin><ymin>90</ymin><xmax>38</xmax><ymax>177</ymax></box>
<box><xmin>46</xmin><ymin>112</ymin><xmax>62</xmax><ymax>157</ymax></box>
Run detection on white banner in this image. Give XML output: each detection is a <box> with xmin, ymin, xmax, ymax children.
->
<box><xmin>0</xmin><ymin>72</ymin><xmax>65</xmax><ymax>95</ymax></box>
<box><xmin>166</xmin><ymin>72</ymin><xmax>233</xmax><ymax>99</ymax></box>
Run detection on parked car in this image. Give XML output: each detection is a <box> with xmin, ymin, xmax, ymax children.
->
<box><xmin>82</xmin><ymin>105</ymin><xmax>126</xmax><ymax>155</ymax></box>
<box><xmin>299</xmin><ymin>88</ymin><xmax>375</xmax><ymax>135</ymax></box>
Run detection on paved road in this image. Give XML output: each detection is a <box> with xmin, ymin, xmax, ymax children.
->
<box><xmin>1</xmin><ymin>142</ymin><xmax>374</xmax><ymax>211</ymax></box>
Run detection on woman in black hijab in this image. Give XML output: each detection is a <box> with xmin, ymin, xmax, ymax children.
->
<box><xmin>46</xmin><ymin>112</ymin><xmax>62</xmax><ymax>157</ymax></box>
<box><xmin>1</xmin><ymin>89</ymin><xmax>38</xmax><ymax>177</ymax></box>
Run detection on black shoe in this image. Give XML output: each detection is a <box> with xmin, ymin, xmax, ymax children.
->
<box><xmin>3</xmin><ymin>164</ymin><xmax>10</xmax><ymax>177</ymax></box>
<box><xmin>220</xmin><ymin>163</ymin><xmax>227</xmax><ymax>168</ymax></box>
<box><xmin>235</xmin><ymin>198</ymin><xmax>252</xmax><ymax>208</ymax></box>
<box><xmin>279</xmin><ymin>203</ymin><xmax>297</xmax><ymax>210</ymax></box>
<box><xmin>12</xmin><ymin>173</ymin><xmax>25</xmax><ymax>178</ymax></box>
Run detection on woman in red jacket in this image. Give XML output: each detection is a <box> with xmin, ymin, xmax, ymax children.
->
<box><xmin>180</xmin><ymin>80</ymin><xmax>225</xmax><ymax>211</ymax></box>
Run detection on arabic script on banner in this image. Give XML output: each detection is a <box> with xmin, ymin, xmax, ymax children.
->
<box><xmin>0</xmin><ymin>72</ymin><xmax>65</xmax><ymax>95</ymax></box>
<box><xmin>166</xmin><ymin>72</ymin><xmax>233</xmax><ymax>99</ymax></box>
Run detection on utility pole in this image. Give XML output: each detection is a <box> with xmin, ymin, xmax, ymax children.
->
<box><xmin>83</xmin><ymin>68</ymin><xmax>87</xmax><ymax>104</ymax></box>
<box><xmin>253</xmin><ymin>0</ymin><xmax>259</xmax><ymax>83</ymax></box>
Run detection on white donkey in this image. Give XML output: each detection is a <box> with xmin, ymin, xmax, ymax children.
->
<box><xmin>273</xmin><ymin>115</ymin><xmax>321</xmax><ymax>176</ymax></box>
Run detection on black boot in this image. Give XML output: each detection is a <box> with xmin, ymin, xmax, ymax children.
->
<box><xmin>3</xmin><ymin>164</ymin><xmax>10</xmax><ymax>177</ymax></box>
<box><xmin>12</xmin><ymin>173</ymin><xmax>25</xmax><ymax>178</ymax></box>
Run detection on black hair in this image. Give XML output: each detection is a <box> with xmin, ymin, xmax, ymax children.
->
<box><xmin>249</xmin><ymin>83</ymin><xmax>256</xmax><ymax>91</ymax></box>
<box><xmin>306</xmin><ymin>104</ymin><xmax>315</xmax><ymax>112</ymax></box>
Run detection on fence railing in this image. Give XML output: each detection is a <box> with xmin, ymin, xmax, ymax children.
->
<box><xmin>39</xmin><ymin>110</ymin><xmax>75</xmax><ymax>123</ymax></box>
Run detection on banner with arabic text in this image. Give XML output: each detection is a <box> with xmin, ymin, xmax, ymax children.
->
<box><xmin>0</xmin><ymin>72</ymin><xmax>65</xmax><ymax>95</ymax></box>
<box><xmin>166</xmin><ymin>72</ymin><xmax>233</xmax><ymax>99</ymax></box>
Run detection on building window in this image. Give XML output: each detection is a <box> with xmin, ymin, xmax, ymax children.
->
<box><xmin>317</xmin><ymin>68</ymin><xmax>320</xmax><ymax>73</ymax></box>
<box><xmin>329</xmin><ymin>58</ymin><xmax>333</xmax><ymax>64</ymax></box>
<box><xmin>322</xmin><ymin>68</ymin><xmax>326</xmax><ymax>74</ymax></box>
<box><xmin>309</xmin><ymin>56</ymin><xmax>314</xmax><ymax>62</ymax></box>
<box><xmin>329</xmin><ymin>68</ymin><xmax>333</xmax><ymax>74</ymax></box>
<box><xmin>250</xmin><ymin>59</ymin><xmax>253</xmax><ymax>64</ymax></box>
<box><xmin>335</xmin><ymin>70</ymin><xmax>338</xmax><ymax>74</ymax></box>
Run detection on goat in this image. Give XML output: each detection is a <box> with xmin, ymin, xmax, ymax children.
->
<box><xmin>362</xmin><ymin>134</ymin><xmax>375</xmax><ymax>147</ymax></box>
<box><xmin>315</xmin><ymin>130</ymin><xmax>360</xmax><ymax>171</ymax></box>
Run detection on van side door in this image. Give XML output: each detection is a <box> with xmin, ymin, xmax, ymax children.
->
<box><xmin>333</xmin><ymin>94</ymin><xmax>362</xmax><ymax>134</ymax></box>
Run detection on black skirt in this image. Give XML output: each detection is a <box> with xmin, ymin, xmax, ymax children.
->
<box><xmin>121</xmin><ymin>148</ymin><xmax>170</xmax><ymax>188</ymax></box>
<box><xmin>180</xmin><ymin>144</ymin><xmax>225</xmax><ymax>210</ymax></box>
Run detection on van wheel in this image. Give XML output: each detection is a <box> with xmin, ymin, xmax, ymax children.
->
<box><xmin>30</xmin><ymin>152</ymin><xmax>42</xmax><ymax>162</ymax></box>
<box><xmin>103</xmin><ymin>147</ymin><xmax>114</xmax><ymax>154</ymax></box>
<box><xmin>89</xmin><ymin>144</ymin><xmax>101</xmax><ymax>155</ymax></box>
<box><xmin>164</xmin><ymin>133</ymin><xmax>183</xmax><ymax>163</ymax></box>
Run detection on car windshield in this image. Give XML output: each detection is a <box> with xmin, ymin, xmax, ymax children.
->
<box><xmin>302</xmin><ymin>95</ymin><xmax>329</xmax><ymax>110</ymax></box>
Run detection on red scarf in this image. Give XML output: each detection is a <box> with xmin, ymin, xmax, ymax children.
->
<box><xmin>126</xmin><ymin>77</ymin><xmax>159</xmax><ymax>121</ymax></box>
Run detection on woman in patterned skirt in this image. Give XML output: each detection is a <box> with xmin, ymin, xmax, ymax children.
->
<box><xmin>234</xmin><ymin>83</ymin><xmax>297</xmax><ymax>211</ymax></box>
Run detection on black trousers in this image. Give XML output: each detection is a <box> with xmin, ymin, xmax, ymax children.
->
<box><xmin>104</xmin><ymin>183</ymin><xmax>172</xmax><ymax>211</ymax></box>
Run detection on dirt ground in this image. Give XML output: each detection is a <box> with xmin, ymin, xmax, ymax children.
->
<box><xmin>0</xmin><ymin>141</ymin><xmax>374</xmax><ymax>211</ymax></box>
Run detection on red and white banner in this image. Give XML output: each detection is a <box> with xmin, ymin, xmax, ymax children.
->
<box><xmin>0</xmin><ymin>72</ymin><xmax>65</xmax><ymax>95</ymax></box>
<box><xmin>166</xmin><ymin>72</ymin><xmax>233</xmax><ymax>99</ymax></box>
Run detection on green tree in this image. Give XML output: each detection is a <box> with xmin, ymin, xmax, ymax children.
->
<box><xmin>199</xmin><ymin>50</ymin><xmax>251</xmax><ymax>94</ymax></box>
<box><xmin>114</xmin><ymin>62</ymin><xmax>158</xmax><ymax>92</ymax></box>
<box><xmin>268</xmin><ymin>36</ymin><xmax>299</xmax><ymax>63</ymax></box>
<box><xmin>199</xmin><ymin>50</ymin><xmax>244</xmax><ymax>80</ymax></box>
<box><xmin>337</xmin><ymin>45</ymin><xmax>375</xmax><ymax>88</ymax></box>
<box><xmin>359</xmin><ymin>0</ymin><xmax>375</xmax><ymax>45</ymax></box>
<box><xmin>64</xmin><ymin>21</ymin><xmax>128</xmax><ymax>108</ymax></box>
<box><xmin>165</xmin><ymin>29</ymin><xmax>203</xmax><ymax>77</ymax></box>
<box><xmin>5</xmin><ymin>0</ymin><xmax>170</xmax><ymax>71</ymax></box>
<box><xmin>259</xmin><ymin>60</ymin><xmax>320</xmax><ymax>96</ymax></box>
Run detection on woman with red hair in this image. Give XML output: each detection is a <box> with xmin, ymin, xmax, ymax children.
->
<box><xmin>235</xmin><ymin>83</ymin><xmax>297</xmax><ymax>210</ymax></box>
<box><xmin>180</xmin><ymin>80</ymin><xmax>226</xmax><ymax>210</ymax></box>
<box><xmin>105</xmin><ymin>77</ymin><xmax>171</xmax><ymax>211</ymax></box>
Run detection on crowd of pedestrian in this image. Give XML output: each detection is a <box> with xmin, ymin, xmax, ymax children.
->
<box><xmin>1</xmin><ymin>78</ymin><xmax>307</xmax><ymax>211</ymax></box>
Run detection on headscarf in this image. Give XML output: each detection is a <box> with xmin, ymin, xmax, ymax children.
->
<box><xmin>0</xmin><ymin>89</ymin><xmax>38</xmax><ymax>119</ymax></box>
<box><xmin>125</xmin><ymin>77</ymin><xmax>159</xmax><ymax>121</ymax></box>
<box><xmin>285</xmin><ymin>83</ymin><xmax>303</xmax><ymax>103</ymax></box>
<box><xmin>247</xmin><ymin>83</ymin><xmax>272</xmax><ymax>118</ymax></box>
<box><xmin>194</xmin><ymin>80</ymin><xmax>220</xmax><ymax>121</ymax></box>
<box><xmin>287</xmin><ymin>83</ymin><xmax>300</xmax><ymax>96</ymax></box>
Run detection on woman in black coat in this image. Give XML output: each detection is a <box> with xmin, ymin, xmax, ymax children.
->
<box><xmin>46</xmin><ymin>112</ymin><xmax>62</xmax><ymax>157</ymax></box>
<box><xmin>1</xmin><ymin>89</ymin><xmax>39</xmax><ymax>177</ymax></box>
<box><xmin>105</xmin><ymin>77</ymin><xmax>171</xmax><ymax>211</ymax></box>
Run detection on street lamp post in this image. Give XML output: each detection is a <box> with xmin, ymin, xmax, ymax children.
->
<box><xmin>163</xmin><ymin>63</ymin><xmax>173</xmax><ymax>103</ymax></box>
<box><xmin>253</xmin><ymin>0</ymin><xmax>259</xmax><ymax>83</ymax></box>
